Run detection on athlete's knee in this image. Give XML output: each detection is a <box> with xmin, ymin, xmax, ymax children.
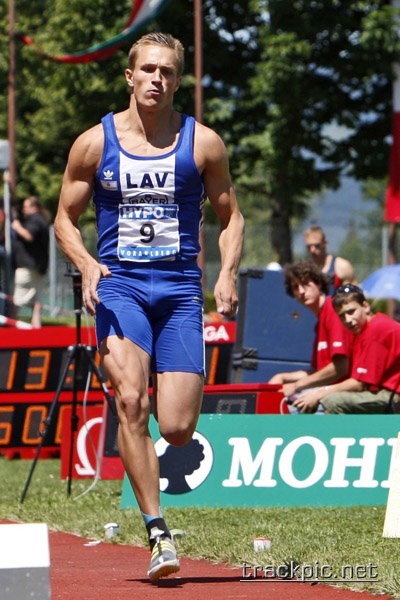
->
<box><xmin>160</xmin><ymin>423</ymin><xmax>195</xmax><ymax>447</ymax></box>
<box><xmin>116</xmin><ymin>388</ymin><xmax>150</xmax><ymax>425</ymax></box>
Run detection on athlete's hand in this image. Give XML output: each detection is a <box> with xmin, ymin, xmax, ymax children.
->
<box><xmin>214</xmin><ymin>274</ymin><xmax>239</xmax><ymax>319</ymax></box>
<box><xmin>81</xmin><ymin>263</ymin><xmax>111</xmax><ymax>315</ymax></box>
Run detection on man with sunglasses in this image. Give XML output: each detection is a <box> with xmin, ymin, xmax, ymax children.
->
<box><xmin>304</xmin><ymin>225</ymin><xmax>356</xmax><ymax>294</ymax></box>
<box><xmin>317</xmin><ymin>284</ymin><xmax>400</xmax><ymax>413</ymax></box>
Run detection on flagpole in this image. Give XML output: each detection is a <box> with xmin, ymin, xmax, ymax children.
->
<box><xmin>3</xmin><ymin>0</ymin><xmax>16</xmax><ymax>310</ymax></box>
<box><xmin>7</xmin><ymin>0</ymin><xmax>16</xmax><ymax>200</ymax></box>
<box><xmin>194</xmin><ymin>0</ymin><xmax>203</xmax><ymax>123</ymax></box>
<box><xmin>194</xmin><ymin>0</ymin><xmax>206</xmax><ymax>290</ymax></box>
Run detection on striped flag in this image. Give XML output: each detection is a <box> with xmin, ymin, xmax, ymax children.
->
<box><xmin>21</xmin><ymin>0</ymin><xmax>171</xmax><ymax>63</ymax></box>
<box><xmin>0</xmin><ymin>315</ymin><xmax>33</xmax><ymax>329</ymax></box>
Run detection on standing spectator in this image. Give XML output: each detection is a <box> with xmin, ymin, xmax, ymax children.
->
<box><xmin>0</xmin><ymin>205</ymin><xmax>7</xmax><ymax>315</ymax></box>
<box><xmin>304</xmin><ymin>225</ymin><xmax>356</xmax><ymax>293</ymax></box>
<box><xmin>11</xmin><ymin>196</ymin><xmax>50</xmax><ymax>328</ymax></box>
<box><xmin>268</xmin><ymin>261</ymin><xmax>354</xmax><ymax>413</ymax></box>
<box><xmin>0</xmin><ymin>206</ymin><xmax>5</xmax><ymax>257</ymax></box>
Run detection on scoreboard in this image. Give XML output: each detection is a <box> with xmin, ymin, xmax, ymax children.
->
<box><xmin>0</xmin><ymin>322</ymin><xmax>286</xmax><ymax>457</ymax></box>
<box><xmin>0</xmin><ymin>322</ymin><xmax>247</xmax><ymax>456</ymax></box>
<box><xmin>0</xmin><ymin>327</ymin><xmax>106</xmax><ymax>455</ymax></box>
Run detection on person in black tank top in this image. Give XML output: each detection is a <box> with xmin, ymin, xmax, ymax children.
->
<box><xmin>304</xmin><ymin>225</ymin><xmax>356</xmax><ymax>294</ymax></box>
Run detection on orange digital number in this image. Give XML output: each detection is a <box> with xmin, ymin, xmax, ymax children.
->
<box><xmin>22</xmin><ymin>405</ymin><xmax>48</xmax><ymax>445</ymax></box>
<box><xmin>55</xmin><ymin>405</ymin><xmax>68</xmax><ymax>445</ymax></box>
<box><xmin>25</xmin><ymin>350</ymin><xmax>51</xmax><ymax>390</ymax></box>
<box><xmin>0</xmin><ymin>406</ymin><xmax>15</xmax><ymax>445</ymax></box>
<box><xmin>6</xmin><ymin>351</ymin><xmax>18</xmax><ymax>390</ymax></box>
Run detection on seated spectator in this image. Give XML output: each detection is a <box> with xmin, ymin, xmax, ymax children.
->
<box><xmin>304</xmin><ymin>225</ymin><xmax>356</xmax><ymax>294</ymax></box>
<box><xmin>0</xmin><ymin>205</ymin><xmax>5</xmax><ymax>259</ymax></box>
<box><xmin>268</xmin><ymin>261</ymin><xmax>354</xmax><ymax>413</ymax></box>
<box><xmin>316</xmin><ymin>284</ymin><xmax>400</xmax><ymax>414</ymax></box>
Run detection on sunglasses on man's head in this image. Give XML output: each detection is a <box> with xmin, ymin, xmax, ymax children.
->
<box><xmin>335</xmin><ymin>284</ymin><xmax>358</xmax><ymax>293</ymax></box>
<box><xmin>334</xmin><ymin>284</ymin><xmax>365</xmax><ymax>298</ymax></box>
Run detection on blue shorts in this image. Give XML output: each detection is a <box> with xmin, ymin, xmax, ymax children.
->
<box><xmin>95</xmin><ymin>261</ymin><xmax>205</xmax><ymax>375</ymax></box>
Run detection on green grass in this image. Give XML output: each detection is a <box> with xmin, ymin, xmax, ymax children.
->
<box><xmin>1</xmin><ymin>456</ymin><xmax>399</xmax><ymax>597</ymax></box>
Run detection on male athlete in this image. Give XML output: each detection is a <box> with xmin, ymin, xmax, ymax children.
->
<box><xmin>54</xmin><ymin>32</ymin><xmax>244</xmax><ymax>580</ymax></box>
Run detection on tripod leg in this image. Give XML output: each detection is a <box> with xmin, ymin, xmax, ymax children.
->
<box><xmin>67</xmin><ymin>342</ymin><xmax>83</xmax><ymax>497</ymax></box>
<box><xmin>67</xmin><ymin>344</ymin><xmax>118</xmax><ymax>495</ymax></box>
<box><xmin>65</xmin><ymin>346</ymin><xmax>118</xmax><ymax>488</ymax></box>
<box><xmin>20</xmin><ymin>345</ymin><xmax>78</xmax><ymax>504</ymax></box>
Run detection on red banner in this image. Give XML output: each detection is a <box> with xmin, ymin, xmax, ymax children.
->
<box><xmin>384</xmin><ymin>111</ymin><xmax>400</xmax><ymax>223</ymax></box>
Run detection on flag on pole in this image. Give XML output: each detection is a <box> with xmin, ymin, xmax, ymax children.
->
<box><xmin>384</xmin><ymin>3</ymin><xmax>400</xmax><ymax>223</ymax></box>
<box><xmin>384</xmin><ymin>109</ymin><xmax>400</xmax><ymax>223</ymax></box>
<box><xmin>384</xmin><ymin>112</ymin><xmax>400</xmax><ymax>223</ymax></box>
<box><xmin>21</xmin><ymin>0</ymin><xmax>171</xmax><ymax>64</ymax></box>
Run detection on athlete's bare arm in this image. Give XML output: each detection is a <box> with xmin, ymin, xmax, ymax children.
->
<box><xmin>194</xmin><ymin>123</ymin><xmax>244</xmax><ymax>319</ymax></box>
<box><xmin>54</xmin><ymin>125</ymin><xmax>111</xmax><ymax>314</ymax></box>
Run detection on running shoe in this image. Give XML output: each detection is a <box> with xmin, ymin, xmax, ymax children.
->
<box><xmin>147</xmin><ymin>527</ymin><xmax>180</xmax><ymax>580</ymax></box>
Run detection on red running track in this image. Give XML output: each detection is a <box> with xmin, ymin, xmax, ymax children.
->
<box><xmin>47</xmin><ymin>529</ymin><xmax>392</xmax><ymax>600</ymax></box>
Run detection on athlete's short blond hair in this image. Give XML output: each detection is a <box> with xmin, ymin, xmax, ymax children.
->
<box><xmin>128</xmin><ymin>32</ymin><xmax>184</xmax><ymax>76</ymax></box>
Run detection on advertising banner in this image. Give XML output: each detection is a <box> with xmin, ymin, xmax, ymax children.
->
<box><xmin>120</xmin><ymin>414</ymin><xmax>400</xmax><ymax>508</ymax></box>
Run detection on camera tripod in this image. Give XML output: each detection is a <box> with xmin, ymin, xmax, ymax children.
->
<box><xmin>20</xmin><ymin>267</ymin><xmax>116</xmax><ymax>503</ymax></box>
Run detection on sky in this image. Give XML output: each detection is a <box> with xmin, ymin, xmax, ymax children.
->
<box><xmin>292</xmin><ymin>177</ymin><xmax>377</xmax><ymax>256</ymax></box>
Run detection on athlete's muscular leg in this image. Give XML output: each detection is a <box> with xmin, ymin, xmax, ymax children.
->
<box><xmin>99</xmin><ymin>335</ymin><xmax>160</xmax><ymax>516</ymax></box>
<box><xmin>153</xmin><ymin>371</ymin><xmax>204</xmax><ymax>446</ymax></box>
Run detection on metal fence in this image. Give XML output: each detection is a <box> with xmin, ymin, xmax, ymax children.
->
<box><xmin>0</xmin><ymin>221</ymin><xmax>392</xmax><ymax>323</ymax></box>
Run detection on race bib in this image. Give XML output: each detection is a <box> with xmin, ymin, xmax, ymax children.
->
<box><xmin>117</xmin><ymin>203</ymin><xmax>180</xmax><ymax>261</ymax></box>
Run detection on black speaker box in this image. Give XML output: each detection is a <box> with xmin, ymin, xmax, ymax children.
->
<box><xmin>231</xmin><ymin>268</ymin><xmax>317</xmax><ymax>383</ymax></box>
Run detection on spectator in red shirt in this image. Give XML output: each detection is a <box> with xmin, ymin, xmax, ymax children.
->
<box><xmin>317</xmin><ymin>284</ymin><xmax>400</xmax><ymax>413</ymax></box>
<box><xmin>268</xmin><ymin>261</ymin><xmax>354</xmax><ymax>413</ymax></box>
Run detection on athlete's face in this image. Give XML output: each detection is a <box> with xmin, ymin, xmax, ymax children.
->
<box><xmin>125</xmin><ymin>45</ymin><xmax>182</xmax><ymax>110</ymax></box>
<box><xmin>335</xmin><ymin>300</ymin><xmax>370</xmax><ymax>334</ymax></box>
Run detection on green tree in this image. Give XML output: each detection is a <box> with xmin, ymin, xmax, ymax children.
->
<box><xmin>0</xmin><ymin>0</ymin><xmax>134</xmax><ymax>211</ymax></box>
<box><xmin>1</xmin><ymin>0</ymin><xmax>400</xmax><ymax>269</ymax></box>
<box><xmin>235</xmin><ymin>0</ymin><xmax>400</xmax><ymax>263</ymax></box>
<box><xmin>0</xmin><ymin>0</ymin><xmax>260</xmax><ymax>216</ymax></box>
